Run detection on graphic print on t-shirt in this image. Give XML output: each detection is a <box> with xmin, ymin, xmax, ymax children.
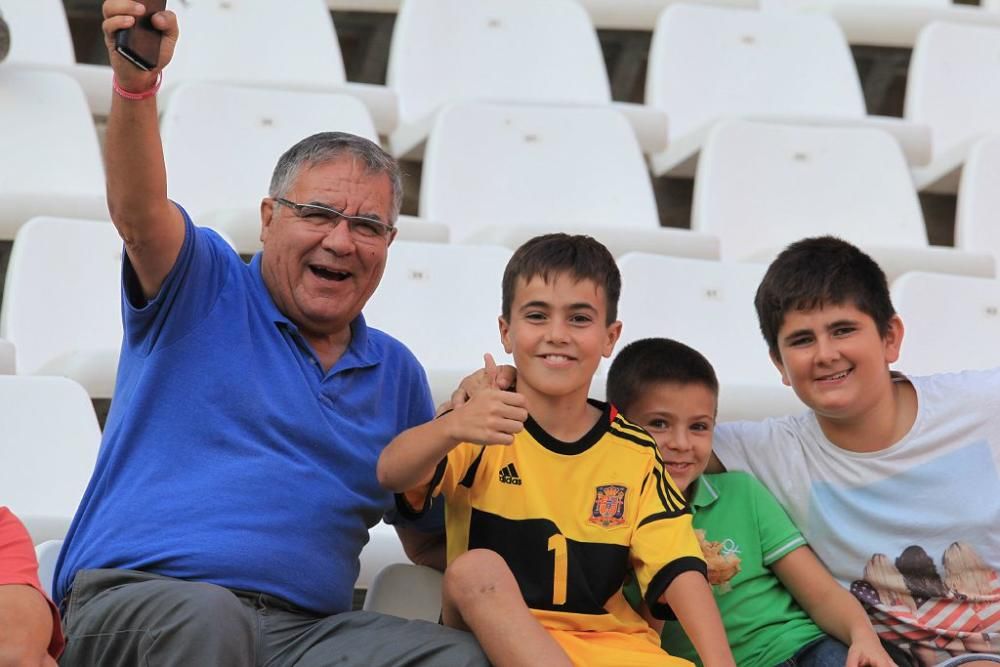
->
<box><xmin>807</xmin><ymin>442</ymin><xmax>1000</xmax><ymax>665</ymax></box>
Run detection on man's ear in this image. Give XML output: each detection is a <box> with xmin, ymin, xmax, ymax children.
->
<box><xmin>499</xmin><ymin>316</ymin><xmax>512</xmax><ymax>354</ymax></box>
<box><xmin>771</xmin><ymin>349</ymin><xmax>791</xmax><ymax>387</ymax></box>
<box><xmin>603</xmin><ymin>320</ymin><xmax>623</xmax><ymax>358</ymax></box>
<box><xmin>883</xmin><ymin>314</ymin><xmax>905</xmax><ymax>365</ymax></box>
<box><xmin>260</xmin><ymin>197</ymin><xmax>275</xmax><ymax>244</ymax></box>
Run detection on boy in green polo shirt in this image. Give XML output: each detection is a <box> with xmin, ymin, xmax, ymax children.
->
<box><xmin>610</xmin><ymin>338</ymin><xmax>893</xmax><ymax>667</ymax></box>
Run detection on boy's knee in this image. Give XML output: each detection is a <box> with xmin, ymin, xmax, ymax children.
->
<box><xmin>0</xmin><ymin>645</ymin><xmax>43</xmax><ymax>667</ymax></box>
<box><xmin>444</xmin><ymin>549</ymin><xmax>514</xmax><ymax>603</ymax></box>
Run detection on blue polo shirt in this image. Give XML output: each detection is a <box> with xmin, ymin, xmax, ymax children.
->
<box><xmin>54</xmin><ymin>208</ymin><xmax>434</xmax><ymax>614</ymax></box>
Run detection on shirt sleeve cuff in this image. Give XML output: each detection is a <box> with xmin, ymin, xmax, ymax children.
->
<box><xmin>393</xmin><ymin>458</ymin><xmax>447</xmax><ymax>520</ymax></box>
<box><xmin>645</xmin><ymin>556</ymin><xmax>709</xmax><ymax>620</ymax></box>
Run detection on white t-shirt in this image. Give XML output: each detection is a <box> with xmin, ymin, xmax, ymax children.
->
<box><xmin>714</xmin><ymin>369</ymin><xmax>1000</xmax><ymax>664</ymax></box>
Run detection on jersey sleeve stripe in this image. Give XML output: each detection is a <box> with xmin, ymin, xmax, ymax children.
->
<box><xmin>458</xmin><ymin>445</ymin><xmax>486</xmax><ymax>489</ymax></box>
<box><xmin>645</xmin><ymin>555</ymin><xmax>709</xmax><ymax>620</ymax></box>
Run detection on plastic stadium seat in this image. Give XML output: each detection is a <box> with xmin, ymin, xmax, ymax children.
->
<box><xmin>691</xmin><ymin>120</ymin><xmax>994</xmax><ymax>281</ymax></box>
<box><xmin>614</xmin><ymin>253</ymin><xmax>806</xmax><ymax>422</ymax></box>
<box><xmin>362</xmin><ymin>564</ymin><xmax>443</xmax><ymax>622</ymax></box>
<box><xmin>35</xmin><ymin>540</ymin><xmax>62</xmax><ymax>596</ymax></box>
<box><xmin>0</xmin><ymin>70</ymin><xmax>107</xmax><ymax>241</ymax></box>
<box><xmin>356</xmin><ymin>522</ymin><xmax>411</xmax><ymax>590</ymax></box>
<box><xmin>646</xmin><ymin>4</ymin><xmax>929</xmax><ymax>178</ymax></box>
<box><xmin>160</xmin><ymin>83</ymin><xmax>379</xmax><ymax>254</ymax></box>
<box><xmin>905</xmin><ymin>22</ymin><xmax>1000</xmax><ymax>194</ymax></box>
<box><xmin>956</xmin><ymin>135</ymin><xmax>1000</xmax><ymax>266</ymax></box>
<box><xmin>574</xmin><ymin>0</ymin><xmax>755</xmax><ymax>30</ymax></box>
<box><xmin>1</xmin><ymin>218</ymin><xmax>124</xmax><ymax>398</ymax></box>
<box><xmin>419</xmin><ymin>103</ymin><xmax>716</xmax><ymax>259</ymax></box>
<box><xmin>0</xmin><ymin>376</ymin><xmax>101</xmax><ymax>543</ymax></box>
<box><xmin>1</xmin><ymin>0</ymin><xmax>113</xmax><ymax>115</ymax></box>
<box><xmin>165</xmin><ymin>0</ymin><xmax>396</xmax><ymax>133</ymax></box>
<box><xmin>0</xmin><ymin>339</ymin><xmax>13</xmax><ymax>374</ymax></box>
<box><xmin>759</xmin><ymin>0</ymin><xmax>1000</xmax><ymax>48</ymax></box>
<box><xmin>386</xmin><ymin>0</ymin><xmax>666</xmax><ymax>159</ymax></box>
<box><xmin>363</xmin><ymin>241</ymin><xmax>513</xmax><ymax>407</ymax></box>
<box><xmin>892</xmin><ymin>272</ymin><xmax>1000</xmax><ymax>376</ymax></box>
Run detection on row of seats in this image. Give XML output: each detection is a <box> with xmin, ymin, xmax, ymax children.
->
<box><xmin>4</xmin><ymin>2</ymin><xmax>1000</xmax><ymax>244</ymax></box>
<box><xmin>3</xmin><ymin>218</ymin><xmax>1000</xmax><ymax>414</ymax></box>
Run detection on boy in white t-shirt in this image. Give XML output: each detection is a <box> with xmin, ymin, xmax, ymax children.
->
<box><xmin>711</xmin><ymin>236</ymin><xmax>1000</xmax><ymax>666</ymax></box>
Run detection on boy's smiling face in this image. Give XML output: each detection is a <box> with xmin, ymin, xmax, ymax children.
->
<box><xmin>771</xmin><ymin>301</ymin><xmax>903</xmax><ymax>424</ymax></box>
<box><xmin>499</xmin><ymin>272</ymin><xmax>621</xmax><ymax>401</ymax></box>
<box><xmin>625</xmin><ymin>381</ymin><xmax>716</xmax><ymax>498</ymax></box>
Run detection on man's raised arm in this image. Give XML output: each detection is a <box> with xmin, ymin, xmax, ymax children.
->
<box><xmin>101</xmin><ymin>0</ymin><xmax>184</xmax><ymax>300</ymax></box>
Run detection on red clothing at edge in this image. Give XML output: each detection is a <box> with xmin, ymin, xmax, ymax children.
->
<box><xmin>0</xmin><ymin>506</ymin><xmax>65</xmax><ymax>658</ymax></box>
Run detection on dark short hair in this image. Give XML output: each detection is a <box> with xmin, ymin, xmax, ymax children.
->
<box><xmin>607</xmin><ymin>338</ymin><xmax>719</xmax><ymax>415</ymax></box>
<box><xmin>755</xmin><ymin>236</ymin><xmax>895</xmax><ymax>357</ymax></box>
<box><xmin>501</xmin><ymin>233</ymin><xmax>621</xmax><ymax>325</ymax></box>
<box><xmin>269</xmin><ymin>132</ymin><xmax>403</xmax><ymax>223</ymax></box>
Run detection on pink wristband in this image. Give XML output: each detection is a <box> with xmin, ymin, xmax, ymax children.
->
<box><xmin>112</xmin><ymin>72</ymin><xmax>162</xmax><ymax>100</ymax></box>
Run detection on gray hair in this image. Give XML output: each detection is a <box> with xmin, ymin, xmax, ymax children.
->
<box><xmin>268</xmin><ymin>132</ymin><xmax>403</xmax><ymax>224</ymax></box>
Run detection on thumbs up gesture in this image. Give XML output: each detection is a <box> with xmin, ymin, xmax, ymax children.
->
<box><xmin>445</xmin><ymin>354</ymin><xmax>527</xmax><ymax>446</ymax></box>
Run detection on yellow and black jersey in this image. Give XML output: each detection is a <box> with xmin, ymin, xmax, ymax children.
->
<box><xmin>399</xmin><ymin>400</ymin><xmax>706</xmax><ymax>666</ymax></box>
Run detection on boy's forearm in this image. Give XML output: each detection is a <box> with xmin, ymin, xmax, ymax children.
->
<box><xmin>659</xmin><ymin>571</ymin><xmax>735</xmax><ymax>667</ymax></box>
<box><xmin>376</xmin><ymin>416</ymin><xmax>460</xmax><ymax>492</ymax></box>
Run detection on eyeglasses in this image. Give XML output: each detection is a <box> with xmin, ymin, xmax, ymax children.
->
<box><xmin>274</xmin><ymin>197</ymin><xmax>395</xmax><ymax>241</ymax></box>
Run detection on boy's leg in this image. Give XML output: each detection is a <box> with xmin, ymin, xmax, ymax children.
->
<box><xmin>59</xmin><ymin>569</ymin><xmax>256</xmax><ymax>666</ymax></box>
<box><xmin>441</xmin><ymin>549</ymin><xmax>572</xmax><ymax>667</ymax></box>
<box><xmin>788</xmin><ymin>636</ymin><xmax>848</xmax><ymax>667</ymax></box>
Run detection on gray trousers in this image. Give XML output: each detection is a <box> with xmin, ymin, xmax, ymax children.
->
<box><xmin>59</xmin><ymin>569</ymin><xmax>488</xmax><ymax>667</ymax></box>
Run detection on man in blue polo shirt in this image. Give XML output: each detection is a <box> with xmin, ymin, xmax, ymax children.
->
<box><xmin>53</xmin><ymin>3</ymin><xmax>486</xmax><ymax>665</ymax></box>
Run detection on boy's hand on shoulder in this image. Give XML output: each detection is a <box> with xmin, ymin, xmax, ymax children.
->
<box><xmin>445</xmin><ymin>354</ymin><xmax>527</xmax><ymax>446</ymax></box>
<box><xmin>450</xmin><ymin>353</ymin><xmax>517</xmax><ymax>408</ymax></box>
<box><xmin>846</xmin><ymin>635</ymin><xmax>895</xmax><ymax>667</ymax></box>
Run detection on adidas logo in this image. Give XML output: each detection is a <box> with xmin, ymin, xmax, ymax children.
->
<box><xmin>499</xmin><ymin>463</ymin><xmax>522</xmax><ymax>486</ymax></box>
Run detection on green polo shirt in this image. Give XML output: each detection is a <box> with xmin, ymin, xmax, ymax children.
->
<box><xmin>626</xmin><ymin>472</ymin><xmax>827</xmax><ymax>667</ymax></box>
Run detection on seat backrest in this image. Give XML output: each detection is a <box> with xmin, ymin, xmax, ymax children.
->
<box><xmin>762</xmin><ymin>0</ymin><xmax>949</xmax><ymax>8</ymax></box>
<box><xmin>161</xmin><ymin>83</ymin><xmax>378</xmax><ymax>221</ymax></box>
<box><xmin>692</xmin><ymin>120</ymin><xmax>926</xmax><ymax>260</ymax></box>
<box><xmin>0</xmin><ymin>338</ymin><xmax>14</xmax><ymax>374</ymax></box>
<box><xmin>1</xmin><ymin>218</ymin><xmax>124</xmax><ymax>377</ymax></box>
<box><xmin>35</xmin><ymin>540</ymin><xmax>64</xmax><ymax>596</ymax></box>
<box><xmin>0</xmin><ymin>376</ymin><xmax>101</xmax><ymax>542</ymax></box>
<box><xmin>614</xmin><ymin>253</ymin><xmax>780</xmax><ymax>388</ymax></box>
<box><xmin>956</xmin><ymin>134</ymin><xmax>1000</xmax><ymax>261</ymax></box>
<box><xmin>0</xmin><ymin>70</ymin><xmax>106</xmax><ymax>240</ymax></box>
<box><xmin>646</xmin><ymin>4</ymin><xmax>865</xmax><ymax>141</ymax></box>
<box><xmin>419</xmin><ymin>103</ymin><xmax>659</xmax><ymax>240</ymax></box>
<box><xmin>364</xmin><ymin>241</ymin><xmax>512</xmax><ymax>374</ymax></box>
<box><xmin>362</xmin><ymin>563</ymin><xmax>443</xmax><ymax>622</ymax></box>
<box><xmin>387</xmin><ymin>0</ymin><xmax>610</xmax><ymax>126</ymax></box>
<box><xmin>905</xmin><ymin>22</ymin><xmax>1000</xmax><ymax>163</ymax></box>
<box><xmin>2</xmin><ymin>0</ymin><xmax>75</xmax><ymax>66</ymax></box>
<box><xmin>892</xmin><ymin>272</ymin><xmax>1000</xmax><ymax>375</ymax></box>
<box><xmin>166</xmin><ymin>0</ymin><xmax>346</xmax><ymax>91</ymax></box>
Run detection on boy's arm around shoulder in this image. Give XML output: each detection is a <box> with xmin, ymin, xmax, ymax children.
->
<box><xmin>376</xmin><ymin>386</ymin><xmax>528</xmax><ymax>492</ymax></box>
<box><xmin>772</xmin><ymin>547</ymin><xmax>895</xmax><ymax>667</ymax></box>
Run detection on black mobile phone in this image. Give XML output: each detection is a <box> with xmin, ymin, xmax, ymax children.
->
<box><xmin>114</xmin><ymin>0</ymin><xmax>167</xmax><ymax>71</ymax></box>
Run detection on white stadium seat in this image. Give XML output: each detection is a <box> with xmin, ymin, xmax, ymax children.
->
<box><xmin>420</xmin><ymin>103</ymin><xmax>716</xmax><ymax>258</ymax></box>
<box><xmin>1</xmin><ymin>218</ymin><xmax>124</xmax><ymax>398</ymax></box>
<box><xmin>386</xmin><ymin>0</ymin><xmax>666</xmax><ymax>159</ymax></box>
<box><xmin>0</xmin><ymin>338</ymin><xmax>14</xmax><ymax>374</ymax></box>
<box><xmin>160</xmin><ymin>83</ymin><xmax>379</xmax><ymax>254</ymax></box>
<box><xmin>356</xmin><ymin>522</ymin><xmax>411</xmax><ymax>590</ymax></box>
<box><xmin>956</xmin><ymin>135</ymin><xmax>1000</xmax><ymax>267</ymax></box>
<box><xmin>35</xmin><ymin>540</ymin><xmax>63</xmax><ymax>596</ymax></box>
<box><xmin>0</xmin><ymin>376</ymin><xmax>101</xmax><ymax>543</ymax></box>
<box><xmin>905</xmin><ymin>22</ymin><xmax>1000</xmax><ymax>194</ymax></box>
<box><xmin>759</xmin><ymin>0</ymin><xmax>1000</xmax><ymax>48</ymax></box>
<box><xmin>0</xmin><ymin>70</ymin><xmax>107</xmax><ymax>241</ymax></box>
<box><xmin>364</xmin><ymin>241</ymin><xmax>513</xmax><ymax>407</ymax></box>
<box><xmin>362</xmin><ymin>563</ymin><xmax>444</xmax><ymax>622</ymax></box>
<box><xmin>892</xmin><ymin>272</ymin><xmax>1000</xmax><ymax>376</ymax></box>
<box><xmin>574</xmin><ymin>0</ymin><xmax>755</xmax><ymax>31</ymax></box>
<box><xmin>1</xmin><ymin>0</ymin><xmax>113</xmax><ymax>115</ymax></box>
<box><xmin>614</xmin><ymin>253</ymin><xmax>806</xmax><ymax>422</ymax></box>
<box><xmin>165</xmin><ymin>0</ymin><xmax>396</xmax><ymax>133</ymax></box>
<box><xmin>646</xmin><ymin>4</ymin><xmax>929</xmax><ymax>178</ymax></box>
<box><xmin>691</xmin><ymin>120</ymin><xmax>994</xmax><ymax>281</ymax></box>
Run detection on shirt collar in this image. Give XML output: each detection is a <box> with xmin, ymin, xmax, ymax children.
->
<box><xmin>688</xmin><ymin>475</ymin><xmax>720</xmax><ymax>512</ymax></box>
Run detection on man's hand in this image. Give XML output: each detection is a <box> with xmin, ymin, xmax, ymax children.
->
<box><xmin>448</xmin><ymin>354</ymin><xmax>518</xmax><ymax>409</ymax></box>
<box><xmin>445</xmin><ymin>354</ymin><xmax>526</xmax><ymax>446</ymax></box>
<box><xmin>102</xmin><ymin>0</ymin><xmax>179</xmax><ymax>90</ymax></box>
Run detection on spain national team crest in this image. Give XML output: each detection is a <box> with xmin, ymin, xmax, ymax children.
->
<box><xmin>589</xmin><ymin>484</ymin><xmax>627</xmax><ymax>528</ymax></box>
